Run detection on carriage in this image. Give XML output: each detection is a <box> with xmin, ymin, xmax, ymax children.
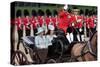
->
<box><xmin>11</xmin><ymin>29</ymin><xmax>97</xmax><ymax>65</ymax></box>
<box><xmin>11</xmin><ymin>29</ymin><xmax>72</xmax><ymax>65</ymax></box>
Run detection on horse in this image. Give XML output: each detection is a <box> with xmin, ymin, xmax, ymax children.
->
<box><xmin>70</xmin><ymin>31</ymin><xmax>97</xmax><ymax>61</ymax></box>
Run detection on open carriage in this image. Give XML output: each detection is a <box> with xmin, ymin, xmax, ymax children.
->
<box><xmin>11</xmin><ymin>29</ymin><xmax>71</xmax><ymax>65</ymax></box>
<box><xmin>11</xmin><ymin>29</ymin><xmax>97</xmax><ymax>65</ymax></box>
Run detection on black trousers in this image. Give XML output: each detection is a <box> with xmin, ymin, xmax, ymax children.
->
<box><xmin>26</xmin><ymin>29</ymin><xmax>30</xmax><ymax>36</ymax></box>
<box><xmin>11</xmin><ymin>25</ymin><xmax>14</xmax><ymax>54</ymax></box>
<box><xmin>73</xmin><ymin>28</ymin><xmax>79</xmax><ymax>41</ymax></box>
<box><xmin>67</xmin><ymin>27</ymin><xmax>73</xmax><ymax>33</ymax></box>
<box><xmin>90</xmin><ymin>28</ymin><xmax>95</xmax><ymax>33</ymax></box>
<box><xmin>34</xmin><ymin>28</ymin><xmax>37</xmax><ymax>36</ymax></box>
<box><xmin>18</xmin><ymin>30</ymin><xmax>23</xmax><ymax>40</ymax></box>
<box><xmin>86</xmin><ymin>28</ymin><xmax>95</xmax><ymax>37</ymax></box>
<box><xmin>17</xmin><ymin>30</ymin><xmax>23</xmax><ymax>50</ymax></box>
<box><xmin>86</xmin><ymin>27</ymin><xmax>89</xmax><ymax>37</ymax></box>
<box><xmin>76</xmin><ymin>27</ymin><xmax>84</xmax><ymax>41</ymax></box>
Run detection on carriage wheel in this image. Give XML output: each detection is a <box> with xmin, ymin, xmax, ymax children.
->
<box><xmin>55</xmin><ymin>40</ymin><xmax>63</xmax><ymax>59</ymax></box>
<box><xmin>28</xmin><ymin>47</ymin><xmax>41</xmax><ymax>64</ymax></box>
<box><xmin>11</xmin><ymin>50</ymin><xmax>30</xmax><ymax>65</ymax></box>
<box><xmin>47</xmin><ymin>59</ymin><xmax>56</xmax><ymax>63</ymax></box>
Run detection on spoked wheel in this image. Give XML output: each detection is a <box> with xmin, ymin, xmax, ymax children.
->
<box><xmin>11</xmin><ymin>50</ymin><xmax>30</xmax><ymax>65</ymax></box>
<box><xmin>55</xmin><ymin>40</ymin><xmax>63</xmax><ymax>59</ymax></box>
<box><xmin>28</xmin><ymin>47</ymin><xmax>41</xmax><ymax>64</ymax></box>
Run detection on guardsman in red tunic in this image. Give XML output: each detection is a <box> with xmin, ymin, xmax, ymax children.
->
<box><xmin>15</xmin><ymin>17</ymin><xmax>23</xmax><ymax>31</ymax></box>
<box><xmin>31</xmin><ymin>16</ymin><xmax>36</xmax><ymax>29</ymax></box>
<box><xmin>84</xmin><ymin>16</ymin><xmax>89</xmax><ymax>28</ymax></box>
<box><xmin>80</xmin><ymin>11</ymin><xmax>85</xmax><ymax>41</ymax></box>
<box><xmin>92</xmin><ymin>13</ymin><xmax>97</xmax><ymax>31</ymax></box>
<box><xmin>33</xmin><ymin>17</ymin><xmax>40</xmax><ymax>35</ymax></box>
<box><xmin>30</xmin><ymin>16</ymin><xmax>37</xmax><ymax>35</ymax></box>
<box><xmin>51</xmin><ymin>16</ymin><xmax>56</xmax><ymax>27</ymax></box>
<box><xmin>45</xmin><ymin>16</ymin><xmax>50</xmax><ymax>26</ymax></box>
<box><xmin>37</xmin><ymin>16</ymin><xmax>44</xmax><ymax>27</ymax></box>
<box><xmin>88</xmin><ymin>15</ymin><xmax>95</xmax><ymax>33</ymax></box>
<box><xmin>51</xmin><ymin>15</ymin><xmax>59</xmax><ymax>30</ymax></box>
<box><xmin>71</xmin><ymin>9</ymin><xmax>81</xmax><ymax>41</ymax></box>
<box><xmin>66</xmin><ymin>11</ymin><xmax>76</xmax><ymax>43</ymax></box>
<box><xmin>15</xmin><ymin>16</ymin><xmax>23</xmax><ymax>49</ymax></box>
<box><xmin>49</xmin><ymin>16</ymin><xmax>55</xmax><ymax>26</ymax></box>
<box><xmin>84</xmin><ymin>15</ymin><xmax>90</xmax><ymax>37</ymax></box>
<box><xmin>75</xmin><ymin>15</ymin><xmax>84</xmax><ymax>41</ymax></box>
<box><xmin>23</xmin><ymin>15</ymin><xmax>31</xmax><ymax>36</ymax></box>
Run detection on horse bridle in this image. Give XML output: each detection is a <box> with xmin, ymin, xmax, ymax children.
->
<box><xmin>86</xmin><ymin>41</ymin><xmax>97</xmax><ymax>57</ymax></box>
<box><xmin>80</xmin><ymin>41</ymin><xmax>97</xmax><ymax>61</ymax></box>
<box><xmin>73</xmin><ymin>41</ymin><xmax>97</xmax><ymax>61</ymax></box>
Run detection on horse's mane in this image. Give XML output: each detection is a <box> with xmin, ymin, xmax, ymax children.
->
<box><xmin>89</xmin><ymin>31</ymin><xmax>97</xmax><ymax>41</ymax></box>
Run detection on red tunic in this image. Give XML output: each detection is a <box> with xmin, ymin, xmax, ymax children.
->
<box><xmin>84</xmin><ymin>16</ymin><xmax>89</xmax><ymax>28</ymax></box>
<box><xmin>58</xmin><ymin>10</ymin><xmax>69</xmax><ymax>33</ymax></box>
<box><xmin>45</xmin><ymin>16</ymin><xmax>51</xmax><ymax>26</ymax></box>
<box><xmin>68</xmin><ymin>14</ymin><xmax>76</xmax><ymax>27</ymax></box>
<box><xmin>88</xmin><ymin>17</ymin><xmax>95</xmax><ymax>28</ymax></box>
<box><xmin>23</xmin><ymin>17</ymin><xmax>31</xmax><ymax>30</ymax></box>
<box><xmin>51</xmin><ymin>17</ymin><xmax>56</xmax><ymax>27</ymax></box>
<box><xmin>15</xmin><ymin>17</ymin><xmax>23</xmax><ymax>30</ymax></box>
<box><xmin>75</xmin><ymin>15</ymin><xmax>83</xmax><ymax>28</ymax></box>
<box><xmin>37</xmin><ymin>16</ymin><xmax>44</xmax><ymax>27</ymax></box>
<box><xmin>30</xmin><ymin>16</ymin><xmax>37</xmax><ymax>29</ymax></box>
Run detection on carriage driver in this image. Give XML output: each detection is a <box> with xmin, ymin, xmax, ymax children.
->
<box><xmin>35</xmin><ymin>27</ymin><xmax>48</xmax><ymax>49</ymax></box>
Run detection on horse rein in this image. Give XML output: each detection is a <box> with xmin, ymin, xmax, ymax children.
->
<box><xmin>86</xmin><ymin>41</ymin><xmax>97</xmax><ymax>57</ymax></box>
<box><xmin>72</xmin><ymin>41</ymin><xmax>97</xmax><ymax>61</ymax></box>
<box><xmin>79</xmin><ymin>41</ymin><xmax>97</xmax><ymax>61</ymax></box>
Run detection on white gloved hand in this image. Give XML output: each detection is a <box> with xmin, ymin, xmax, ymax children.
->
<box><xmin>72</xmin><ymin>23</ymin><xmax>74</xmax><ymax>26</ymax></box>
<box><xmin>79</xmin><ymin>28</ymin><xmax>82</xmax><ymax>32</ymax></box>
<box><xmin>77</xmin><ymin>19</ymin><xmax>81</xmax><ymax>22</ymax></box>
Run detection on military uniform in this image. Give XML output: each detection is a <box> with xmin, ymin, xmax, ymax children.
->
<box><xmin>23</xmin><ymin>16</ymin><xmax>31</xmax><ymax>36</ymax></box>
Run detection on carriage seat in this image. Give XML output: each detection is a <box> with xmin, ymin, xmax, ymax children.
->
<box><xmin>21</xmin><ymin>36</ymin><xmax>35</xmax><ymax>49</ymax></box>
<box><xmin>22</xmin><ymin>36</ymin><xmax>35</xmax><ymax>44</ymax></box>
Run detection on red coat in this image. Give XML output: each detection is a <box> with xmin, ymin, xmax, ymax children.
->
<box><xmin>84</xmin><ymin>16</ymin><xmax>89</xmax><ymax>28</ymax></box>
<box><xmin>23</xmin><ymin>17</ymin><xmax>31</xmax><ymax>30</ymax></box>
<box><xmin>30</xmin><ymin>16</ymin><xmax>37</xmax><ymax>29</ymax></box>
<box><xmin>88</xmin><ymin>17</ymin><xmax>95</xmax><ymax>28</ymax></box>
<box><xmin>37</xmin><ymin>16</ymin><xmax>44</xmax><ymax>27</ymax></box>
<box><xmin>45</xmin><ymin>16</ymin><xmax>51</xmax><ymax>26</ymax></box>
<box><xmin>15</xmin><ymin>18</ymin><xmax>23</xmax><ymax>30</ymax></box>
<box><xmin>68</xmin><ymin>14</ymin><xmax>76</xmax><ymax>27</ymax></box>
<box><xmin>93</xmin><ymin>15</ymin><xmax>97</xmax><ymax>23</ymax></box>
<box><xmin>58</xmin><ymin>10</ymin><xmax>69</xmax><ymax>33</ymax></box>
<box><xmin>51</xmin><ymin>17</ymin><xmax>56</xmax><ymax>27</ymax></box>
<box><xmin>75</xmin><ymin>15</ymin><xmax>83</xmax><ymax>28</ymax></box>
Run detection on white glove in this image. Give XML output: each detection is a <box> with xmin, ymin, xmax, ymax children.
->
<box><xmin>68</xmin><ymin>15</ymin><xmax>71</xmax><ymax>18</ymax></box>
<box><xmin>77</xmin><ymin>19</ymin><xmax>81</xmax><ymax>22</ymax></box>
<box><xmin>72</xmin><ymin>23</ymin><xmax>74</xmax><ymax>26</ymax></box>
<box><xmin>79</xmin><ymin>28</ymin><xmax>82</xmax><ymax>32</ymax></box>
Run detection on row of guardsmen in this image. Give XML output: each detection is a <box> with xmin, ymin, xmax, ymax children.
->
<box><xmin>11</xmin><ymin>8</ymin><xmax>97</xmax><ymax>46</ymax></box>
